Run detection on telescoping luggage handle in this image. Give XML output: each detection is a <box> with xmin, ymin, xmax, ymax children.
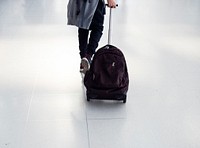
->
<box><xmin>106</xmin><ymin>4</ymin><xmax>118</xmax><ymax>45</ymax></box>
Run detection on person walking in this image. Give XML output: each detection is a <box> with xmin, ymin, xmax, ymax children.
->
<box><xmin>67</xmin><ymin>0</ymin><xmax>117</xmax><ymax>73</ymax></box>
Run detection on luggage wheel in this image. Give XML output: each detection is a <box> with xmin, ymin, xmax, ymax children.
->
<box><xmin>122</xmin><ymin>95</ymin><xmax>127</xmax><ymax>103</ymax></box>
<box><xmin>123</xmin><ymin>99</ymin><xmax>126</xmax><ymax>103</ymax></box>
<box><xmin>87</xmin><ymin>97</ymin><xmax>90</xmax><ymax>102</ymax></box>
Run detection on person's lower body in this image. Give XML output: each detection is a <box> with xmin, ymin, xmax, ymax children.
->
<box><xmin>79</xmin><ymin>0</ymin><xmax>105</xmax><ymax>73</ymax></box>
<box><xmin>79</xmin><ymin>24</ymin><xmax>104</xmax><ymax>73</ymax></box>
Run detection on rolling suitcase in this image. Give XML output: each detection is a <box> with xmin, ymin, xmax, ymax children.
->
<box><xmin>84</xmin><ymin>6</ymin><xmax>129</xmax><ymax>103</ymax></box>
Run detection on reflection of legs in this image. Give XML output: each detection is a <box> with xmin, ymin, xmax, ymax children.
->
<box><xmin>78</xmin><ymin>28</ymin><xmax>89</xmax><ymax>59</ymax></box>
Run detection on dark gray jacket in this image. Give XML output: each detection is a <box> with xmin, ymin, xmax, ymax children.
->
<box><xmin>67</xmin><ymin>0</ymin><xmax>104</xmax><ymax>29</ymax></box>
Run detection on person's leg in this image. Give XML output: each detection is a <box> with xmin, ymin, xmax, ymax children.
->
<box><xmin>78</xmin><ymin>28</ymin><xmax>89</xmax><ymax>59</ymax></box>
<box><xmin>87</xmin><ymin>25</ymin><xmax>103</xmax><ymax>57</ymax></box>
<box><xmin>78</xmin><ymin>28</ymin><xmax>90</xmax><ymax>73</ymax></box>
<box><xmin>79</xmin><ymin>0</ymin><xmax>105</xmax><ymax>73</ymax></box>
<box><xmin>87</xmin><ymin>0</ymin><xmax>105</xmax><ymax>58</ymax></box>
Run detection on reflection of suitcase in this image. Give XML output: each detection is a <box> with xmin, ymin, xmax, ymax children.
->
<box><xmin>84</xmin><ymin>7</ymin><xmax>129</xmax><ymax>103</ymax></box>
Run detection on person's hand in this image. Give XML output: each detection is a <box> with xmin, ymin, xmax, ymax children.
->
<box><xmin>107</xmin><ymin>0</ymin><xmax>117</xmax><ymax>8</ymax></box>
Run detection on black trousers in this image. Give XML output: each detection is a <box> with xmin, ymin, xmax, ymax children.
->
<box><xmin>78</xmin><ymin>0</ymin><xmax>105</xmax><ymax>58</ymax></box>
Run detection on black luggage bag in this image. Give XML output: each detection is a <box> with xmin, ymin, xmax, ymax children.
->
<box><xmin>84</xmin><ymin>7</ymin><xmax>129</xmax><ymax>103</ymax></box>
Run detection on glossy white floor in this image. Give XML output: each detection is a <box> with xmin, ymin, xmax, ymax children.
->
<box><xmin>0</xmin><ymin>0</ymin><xmax>200</xmax><ymax>148</ymax></box>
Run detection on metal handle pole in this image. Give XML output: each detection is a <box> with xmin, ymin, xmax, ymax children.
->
<box><xmin>108</xmin><ymin>8</ymin><xmax>112</xmax><ymax>45</ymax></box>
